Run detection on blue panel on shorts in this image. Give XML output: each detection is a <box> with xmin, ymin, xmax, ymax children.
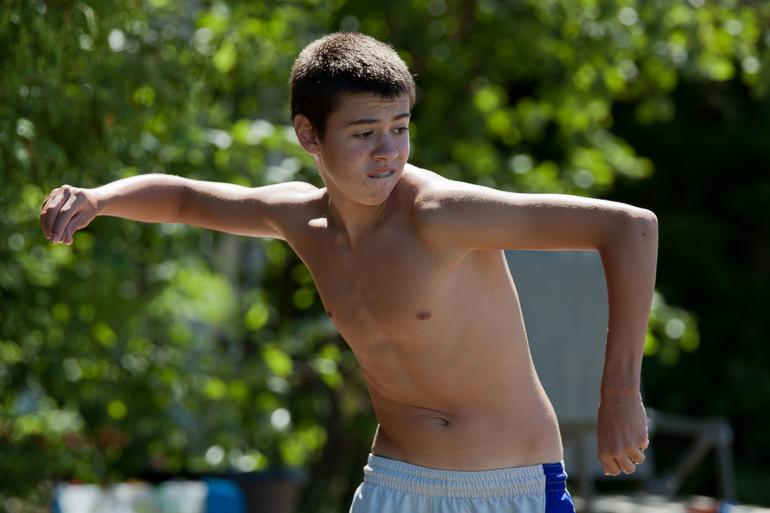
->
<box><xmin>544</xmin><ymin>463</ymin><xmax>576</xmax><ymax>513</ymax></box>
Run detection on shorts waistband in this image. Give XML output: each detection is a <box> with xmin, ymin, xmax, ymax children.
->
<box><xmin>363</xmin><ymin>454</ymin><xmax>567</xmax><ymax>499</ymax></box>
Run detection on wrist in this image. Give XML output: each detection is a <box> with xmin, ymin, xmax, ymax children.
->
<box><xmin>91</xmin><ymin>187</ymin><xmax>110</xmax><ymax>216</ymax></box>
<box><xmin>600</xmin><ymin>349</ymin><xmax>643</xmax><ymax>391</ymax></box>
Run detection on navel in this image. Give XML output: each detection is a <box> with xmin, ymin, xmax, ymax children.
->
<box><xmin>433</xmin><ymin>417</ymin><xmax>449</xmax><ymax>426</ymax></box>
<box><xmin>416</xmin><ymin>312</ymin><xmax>432</xmax><ymax>321</ymax></box>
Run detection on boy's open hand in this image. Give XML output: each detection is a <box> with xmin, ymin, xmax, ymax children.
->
<box><xmin>597</xmin><ymin>385</ymin><xmax>649</xmax><ymax>475</ymax></box>
<box><xmin>40</xmin><ymin>185</ymin><xmax>99</xmax><ymax>245</ymax></box>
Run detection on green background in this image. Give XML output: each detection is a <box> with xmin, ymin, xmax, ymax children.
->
<box><xmin>2</xmin><ymin>0</ymin><xmax>770</xmax><ymax>510</ymax></box>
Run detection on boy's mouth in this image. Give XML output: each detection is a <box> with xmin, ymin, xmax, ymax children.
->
<box><xmin>369</xmin><ymin>170</ymin><xmax>394</xmax><ymax>178</ymax></box>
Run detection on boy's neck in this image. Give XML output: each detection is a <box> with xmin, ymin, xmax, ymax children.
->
<box><xmin>324</xmin><ymin>186</ymin><xmax>396</xmax><ymax>245</ymax></box>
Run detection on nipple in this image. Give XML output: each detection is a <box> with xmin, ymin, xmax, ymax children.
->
<box><xmin>416</xmin><ymin>312</ymin><xmax>432</xmax><ymax>321</ymax></box>
<box><xmin>327</xmin><ymin>311</ymin><xmax>333</xmax><ymax>319</ymax></box>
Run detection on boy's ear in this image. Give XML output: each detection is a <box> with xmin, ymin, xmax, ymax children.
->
<box><xmin>294</xmin><ymin>115</ymin><xmax>321</xmax><ymax>155</ymax></box>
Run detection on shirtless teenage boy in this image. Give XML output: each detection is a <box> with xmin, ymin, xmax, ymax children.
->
<box><xmin>41</xmin><ymin>33</ymin><xmax>657</xmax><ymax>512</ymax></box>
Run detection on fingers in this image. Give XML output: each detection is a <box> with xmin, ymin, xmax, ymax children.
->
<box><xmin>616</xmin><ymin>453</ymin><xmax>641</xmax><ymax>475</ymax></box>
<box><xmin>597</xmin><ymin>390</ymin><xmax>650</xmax><ymax>476</ymax></box>
<box><xmin>629</xmin><ymin>446</ymin><xmax>646</xmax><ymax>464</ymax></box>
<box><xmin>40</xmin><ymin>185</ymin><xmax>87</xmax><ymax>244</ymax></box>
<box><xmin>602</xmin><ymin>456</ymin><xmax>636</xmax><ymax>476</ymax></box>
<box><xmin>40</xmin><ymin>187</ymin><xmax>65</xmax><ymax>240</ymax></box>
<box><xmin>51</xmin><ymin>193</ymin><xmax>80</xmax><ymax>244</ymax></box>
<box><xmin>63</xmin><ymin>211</ymin><xmax>89</xmax><ymax>245</ymax></box>
<box><xmin>600</xmin><ymin>446</ymin><xmax>647</xmax><ymax>476</ymax></box>
<box><xmin>601</xmin><ymin>457</ymin><xmax>623</xmax><ymax>476</ymax></box>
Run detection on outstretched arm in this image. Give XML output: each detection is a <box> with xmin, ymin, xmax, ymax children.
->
<box><xmin>40</xmin><ymin>174</ymin><xmax>317</xmax><ymax>244</ymax></box>
<box><xmin>420</xmin><ymin>177</ymin><xmax>657</xmax><ymax>476</ymax></box>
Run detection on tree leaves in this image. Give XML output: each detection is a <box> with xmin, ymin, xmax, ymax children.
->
<box><xmin>4</xmin><ymin>0</ymin><xmax>770</xmax><ymax>509</ymax></box>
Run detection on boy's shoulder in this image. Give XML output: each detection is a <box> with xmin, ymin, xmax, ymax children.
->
<box><xmin>401</xmin><ymin>164</ymin><xmax>459</xmax><ymax>208</ymax></box>
<box><xmin>252</xmin><ymin>180</ymin><xmax>328</xmax><ymax>232</ymax></box>
<box><xmin>398</xmin><ymin>165</ymin><xmax>486</xmax><ymax>243</ymax></box>
<box><xmin>400</xmin><ymin>164</ymin><xmax>497</xmax><ymax>216</ymax></box>
<box><xmin>398</xmin><ymin>165</ymin><xmax>530</xmax><ymax>251</ymax></box>
<box><xmin>260</xmin><ymin>180</ymin><xmax>332</xmax><ymax>216</ymax></box>
<box><xmin>261</xmin><ymin>180</ymin><xmax>324</xmax><ymax>206</ymax></box>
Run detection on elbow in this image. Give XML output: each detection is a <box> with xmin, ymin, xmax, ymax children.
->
<box><xmin>618</xmin><ymin>207</ymin><xmax>658</xmax><ymax>253</ymax></box>
<box><xmin>598</xmin><ymin>206</ymin><xmax>658</xmax><ymax>253</ymax></box>
<box><xmin>633</xmin><ymin>208</ymin><xmax>658</xmax><ymax>240</ymax></box>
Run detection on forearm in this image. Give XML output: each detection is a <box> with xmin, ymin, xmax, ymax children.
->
<box><xmin>94</xmin><ymin>174</ymin><xmax>192</xmax><ymax>223</ymax></box>
<box><xmin>592</xmin><ymin>210</ymin><xmax>657</xmax><ymax>475</ymax></box>
<box><xmin>598</xmin><ymin>209</ymin><xmax>658</xmax><ymax>389</ymax></box>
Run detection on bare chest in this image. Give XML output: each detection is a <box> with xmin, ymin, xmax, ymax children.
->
<box><xmin>292</xmin><ymin>228</ymin><xmax>465</xmax><ymax>344</ymax></box>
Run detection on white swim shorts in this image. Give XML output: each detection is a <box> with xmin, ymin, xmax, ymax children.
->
<box><xmin>349</xmin><ymin>454</ymin><xmax>575</xmax><ymax>513</ymax></box>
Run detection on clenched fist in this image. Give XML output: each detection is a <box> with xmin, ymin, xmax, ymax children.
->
<box><xmin>597</xmin><ymin>384</ymin><xmax>649</xmax><ymax>475</ymax></box>
<box><xmin>40</xmin><ymin>185</ymin><xmax>100</xmax><ymax>245</ymax></box>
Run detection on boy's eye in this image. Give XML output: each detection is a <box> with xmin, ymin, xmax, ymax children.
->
<box><xmin>355</xmin><ymin>131</ymin><xmax>373</xmax><ymax>139</ymax></box>
<box><xmin>393</xmin><ymin>127</ymin><xmax>409</xmax><ymax>135</ymax></box>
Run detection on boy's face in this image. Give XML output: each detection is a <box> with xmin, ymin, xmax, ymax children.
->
<box><xmin>297</xmin><ymin>92</ymin><xmax>411</xmax><ymax>207</ymax></box>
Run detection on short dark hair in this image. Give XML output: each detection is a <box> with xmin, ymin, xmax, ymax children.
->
<box><xmin>290</xmin><ymin>32</ymin><xmax>415</xmax><ymax>140</ymax></box>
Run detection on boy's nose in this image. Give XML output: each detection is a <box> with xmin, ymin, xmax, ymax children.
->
<box><xmin>372</xmin><ymin>135</ymin><xmax>400</xmax><ymax>161</ymax></box>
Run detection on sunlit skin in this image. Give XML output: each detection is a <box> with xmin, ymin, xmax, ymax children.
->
<box><xmin>40</xmin><ymin>92</ymin><xmax>657</xmax><ymax>475</ymax></box>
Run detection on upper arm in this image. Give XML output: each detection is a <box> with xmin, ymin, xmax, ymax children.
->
<box><xmin>418</xmin><ymin>182</ymin><xmax>657</xmax><ymax>253</ymax></box>
<box><xmin>176</xmin><ymin>180</ymin><xmax>319</xmax><ymax>240</ymax></box>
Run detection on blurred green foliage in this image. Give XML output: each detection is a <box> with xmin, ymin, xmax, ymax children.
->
<box><xmin>611</xmin><ymin>75</ymin><xmax>770</xmax><ymax>501</ymax></box>
<box><xmin>3</xmin><ymin>0</ymin><xmax>770</xmax><ymax>510</ymax></box>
